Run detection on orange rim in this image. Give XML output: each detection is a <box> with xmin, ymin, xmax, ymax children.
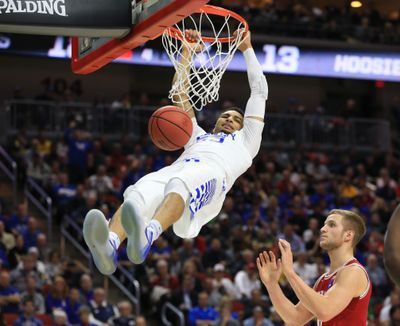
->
<box><xmin>166</xmin><ymin>5</ymin><xmax>248</xmax><ymax>43</ymax></box>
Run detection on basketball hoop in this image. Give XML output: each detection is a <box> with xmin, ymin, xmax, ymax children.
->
<box><xmin>162</xmin><ymin>5</ymin><xmax>248</xmax><ymax>111</ymax></box>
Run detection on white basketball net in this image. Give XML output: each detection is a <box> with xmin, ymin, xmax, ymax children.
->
<box><xmin>162</xmin><ymin>10</ymin><xmax>246</xmax><ymax>111</ymax></box>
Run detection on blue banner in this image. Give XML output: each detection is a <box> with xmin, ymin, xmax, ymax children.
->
<box><xmin>1</xmin><ymin>34</ymin><xmax>399</xmax><ymax>82</ymax></box>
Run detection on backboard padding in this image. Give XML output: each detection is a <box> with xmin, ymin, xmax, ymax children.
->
<box><xmin>71</xmin><ymin>0</ymin><xmax>209</xmax><ymax>74</ymax></box>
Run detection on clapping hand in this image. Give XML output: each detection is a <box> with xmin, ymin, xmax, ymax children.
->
<box><xmin>256</xmin><ymin>250</ymin><xmax>282</xmax><ymax>286</ymax></box>
<box><xmin>278</xmin><ymin>239</ymin><xmax>295</xmax><ymax>277</ymax></box>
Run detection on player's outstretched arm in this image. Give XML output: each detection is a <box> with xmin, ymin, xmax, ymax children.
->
<box><xmin>238</xmin><ymin>31</ymin><xmax>268</xmax><ymax>123</ymax></box>
<box><xmin>237</xmin><ymin>30</ymin><xmax>268</xmax><ymax>158</ymax></box>
<box><xmin>171</xmin><ymin>30</ymin><xmax>201</xmax><ymax>119</ymax></box>
<box><xmin>257</xmin><ymin>251</ymin><xmax>314</xmax><ymax>325</ymax></box>
<box><xmin>279</xmin><ymin>239</ymin><xmax>368</xmax><ymax>322</ymax></box>
<box><xmin>384</xmin><ymin>203</ymin><xmax>400</xmax><ymax>286</ymax></box>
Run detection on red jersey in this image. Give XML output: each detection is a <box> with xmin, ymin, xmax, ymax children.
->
<box><xmin>314</xmin><ymin>258</ymin><xmax>372</xmax><ymax>326</ymax></box>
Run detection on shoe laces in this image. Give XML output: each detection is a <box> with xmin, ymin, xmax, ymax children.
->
<box><xmin>145</xmin><ymin>227</ymin><xmax>154</xmax><ymax>245</ymax></box>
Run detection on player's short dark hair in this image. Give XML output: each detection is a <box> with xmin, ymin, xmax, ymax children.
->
<box><xmin>224</xmin><ymin>106</ymin><xmax>244</xmax><ymax>117</ymax></box>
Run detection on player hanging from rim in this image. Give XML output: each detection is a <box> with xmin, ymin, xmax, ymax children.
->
<box><xmin>257</xmin><ymin>210</ymin><xmax>372</xmax><ymax>326</ymax></box>
<box><xmin>82</xmin><ymin>29</ymin><xmax>269</xmax><ymax>274</ymax></box>
<box><xmin>384</xmin><ymin>203</ymin><xmax>400</xmax><ymax>287</ymax></box>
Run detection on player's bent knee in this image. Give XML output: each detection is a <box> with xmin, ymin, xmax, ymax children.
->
<box><xmin>124</xmin><ymin>190</ymin><xmax>145</xmax><ymax>216</ymax></box>
<box><xmin>165</xmin><ymin>178</ymin><xmax>190</xmax><ymax>203</ymax></box>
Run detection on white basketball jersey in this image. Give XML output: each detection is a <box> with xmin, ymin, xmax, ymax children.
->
<box><xmin>175</xmin><ymin>117</ymin><xmax>264</xmax><ymax>190</ymax></box>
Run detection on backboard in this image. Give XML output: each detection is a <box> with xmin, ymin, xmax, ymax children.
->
<box><xmin>71</xmin><ymin>0</ymin><xmax>209</xmax><ymax>74</ymax></box>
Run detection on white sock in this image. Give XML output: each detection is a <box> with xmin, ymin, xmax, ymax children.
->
<box><xmin>147</xmin><ymin>220</ymin><xmax>162</xmax><ymax>242</ymax></box>
<box><xmin>109</xmin><ymin>231</ymin><xmax>121</xmax><ymax>249</ymax></box>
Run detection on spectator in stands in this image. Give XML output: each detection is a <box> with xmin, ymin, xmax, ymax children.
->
<box><xmin>45</xmin><ymin>250</ymin><xmax>64</xmax><ymax>279</ymax></box>
<box><xmin>0</xmin><ymin>270</ymin><xmax>21</xmax><ymax>314</ymax></box>
<box><xmin>366</xmin><ymin>230</ymin><xmax>385</xmax><ymax>258</ymax></box>
<box><xmin>8</xmin><ymin>233</ymin><xmax>27</xmax><ymax>269</ymax></box>
<box><xmin>202</xmin><ymin>238</ymin><xmax>228</xmax><ymax>270</ymax></box>
<box><xmin>302</xmin><ymin>218</ymin><xmax>320</xmax><ymax>249</ymax></box>
<box><xmin>65</xmin><ymin>288</ymin><xmax>82</xmax><ymax>325</ymax></box>
<box><xmin>149</xmin><ymin>236</ymin><xmax>172</xmax><ymax>261</ymax></box>
<box><xmin>88</xmin><ymin>288</ymin><xmax>117</xmax><ymax>324</ymax></box>
<box><xmin>37</xmin><ymin>133</ymin><xmax>52</xmax><ymax>158</ymax></box>
<box><xmin>213</xmin><ymin>296</ymin><xmax>239</xmax><ymax>326</ymax></box>
<box><xmin>79</xmin><ymin>274</ymin><xmax>94</xmax><ymax>303</ymax></box>
<box><xmin>171</xmin><ymin>274</ymin><xmax>198</xmax><ymax>319</ymax></box>
<box><xmin>119</xmin><ymin>158</ymin><xmax>145</xmax><ymax>196</ymax></box>
<box><xmin>229</xmin><ymin>248</ymin><xmax>253</xmax><ymax>278</ymax></box>
<box><xmin>7</xmin><ymin>202</ymin><xmax>30</xmax><ymax>234</ymax></box>
<box><xmin>243</xmin><ymin>306</ymin><xmax>274</xmax><ymax>326</ymax></box>
<box><xmin>168</xmin><ymin>249</ymin><xmax>182</xmax><ymax>276</ymax></box>
<box><xmin>62</xmin><ymin>259</ymin><xmax>90</xmax><ymax>289</ymax></box>
<box><xmin>22</xmin><ymin>247</ymin><xmax>46</xmax><ymax>277</ymax></box>
<box><xmin>10</xmin><ymin>255</ymin><xmax>44</xmax><ymax>292</ymax></box>
<box><xmin>27</xmin><ymin>152</ymin><xmax>51</xmax><ymax>185</ymax></box>
<box><xmin>216</xmin><ymin>196</ymin><xmax>242</xmax><ymax>228</ymax></box>
<box><xmin>65</xmin><ymin>121</ymin><xmax>92</xmax><ymax>183</ymax></box>
<box><xmin>135</xmin><ymin>315</ymin><xmax>147</xmax><ymax>326</ymax></box>
<box><xmin>376</xmin><ymin>168</ymin><xmax>397</xmax><ymax>202</ymax></box>
<box><xmin>305</xmin><ymin>157</ymin><xmax>330</xmax><ymax>181</ymax></box>
<box><xmin>45</xmin><ymin>275</ymin><xmax>69</xmax><ymax>313</ymax></box>
<box><xmin>212</xmin><ymin>263</ymin><xmax>240</xmax><ymax>300</ymax></box>
<box><xmin>109</xmin><ymin>143</ymin><xmax>127</xmax><ymax>171</ymax></box>
<box><xmin>9</xmin><ymin>129</ymin><xmax>29</xmax><ymax>169</ymax></box>
<box><xmin>234</xmin><ymin>263</ymin><xmax>261</xmax><ymax>299</ymax></box>
<box><xmin>52</xmin><ymin>173</ymin><xmax>77</xmax><ymax>221</ymax></box>
<box><xmin>71</xmin><ymin>191</ymin><xmax>98</xmax><ymax>225</ymax></box>
<box><xmin>55</xmin><ymin>138</ymin><xmax>68</xmax><ymax>162</ymax></box>
<box><xmin>188</xmin><ymin>292</ymin><xmax>219</xmax><ymax>326</ymax></box>
<box><xmin>88</xmin><ymin>165</ymin><xmax>114</xmax><ymax>197</ymax></box>
<box><xmin>76</xmin><ymin>305</ymin><xmax>96</xmax><ymax>326</ymax></box>
<box><xmin>108</xmin><ymin>300</ymin><xmax>135</xmax><ymax>326</ymax></box>
<box><xmin>242</xmin><ymin>289</ymin><xmax>270</xmax><ymax>320</ymax></box>
<box><xmin>21</xmin><ymin>274</ymin><xmax>45</xmax><ymax>314</ymax></box>
<box><xmin>0</xmin><ymin>220</ymin><xmax>15</xmax><ymax>250</ymax></box>
<box><xmin>13</xmin><ymin>296</ymin><xmax>43</xmax><ymax>326</ymax></box>
<box><xmin>389</xmin><ymin>304</ymin><xmax>400</xmax><ymax>326</ymax></box>
<box><xmin>180</xmin><ymin>259</ymin><xmax>204</xmax><ymax>293</ymax></box>
<box><xmin>308</xmin><ymin>182</ymin><xmax>333</xmax><ymax>212</ymax></box>
<box><xmin>68</xmin><ymin>184</ymin><xmax>88</xmax><ymax>219</ymax></box>
<box><xmin>277</xmin><ymin>224</ymin><xmax>305</xmax><ymax>254</ymax></box>
<box><xmin>293</xmin><ymin>251</ymin><xmax>317</xmax><ymax>286</ymax></box>
<box><xmin>380</xmin><ymin>290</ymin><xmax>400</xmax><ymax>326</ymax></box>
<box><xmin>365</xmin><ymin>253</ymin><xmax>387</xmax><ymax>288</ymax></box>
<box><xmin>268</xmin><ymin>306</ymin><xmax>284</xmax><ymax>326</ymax></box>
<box><xmin>21</xmin><ymin>217</ymin><xmax>42</xmax><ymax>249</ymax></box>
<box><xmin>36</xmin><ymin>233</ymin><xmax>50</xmax><ymax>262</ymax></box>
<box><xmin>286</xmin><ymin>195</ymin><xmax>309</xmax><ymax>233</ymax></box>
<box><xmin>52</xmin><ymin>308</ymin><xmax>70</xmax><ymax>326</ymax></box>
<box><xmin>149</xmin><ymin>259</ymin><xmax>180</xmax><ymax>304</ymax></box>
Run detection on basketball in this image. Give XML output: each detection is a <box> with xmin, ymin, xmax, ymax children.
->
<box><xmin>148</xmin><ymin>106</ymin><xmax>193</xmax><ymax>151</ymax></box>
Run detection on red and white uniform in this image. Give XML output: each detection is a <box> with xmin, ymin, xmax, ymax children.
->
<box><xmin>314</xmin><ymin>258</ymin><xmax>372</xmax><ymax>326</ymax></box>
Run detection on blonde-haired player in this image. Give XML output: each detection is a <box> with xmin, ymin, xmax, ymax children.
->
<box><xmin>257</xmin><ymin>210</ymin><xmax>371</xmax><ymax>325</ymax></box>
<box><xmin>83</xmin><ymin>29</ymin><xmax>268</xmax><ymax>274</ymax></box>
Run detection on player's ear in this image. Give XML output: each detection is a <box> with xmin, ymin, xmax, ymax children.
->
<box><xmin>345</xmin><ymin>230</ymin><xmax>354</xmax><ymax>242</ymax></box>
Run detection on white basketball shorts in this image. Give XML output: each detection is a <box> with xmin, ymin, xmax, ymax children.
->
<box><xmin>123</xmin><ymin>157</ymin><xmax>228</xmax><ymax>238</ymax></box>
